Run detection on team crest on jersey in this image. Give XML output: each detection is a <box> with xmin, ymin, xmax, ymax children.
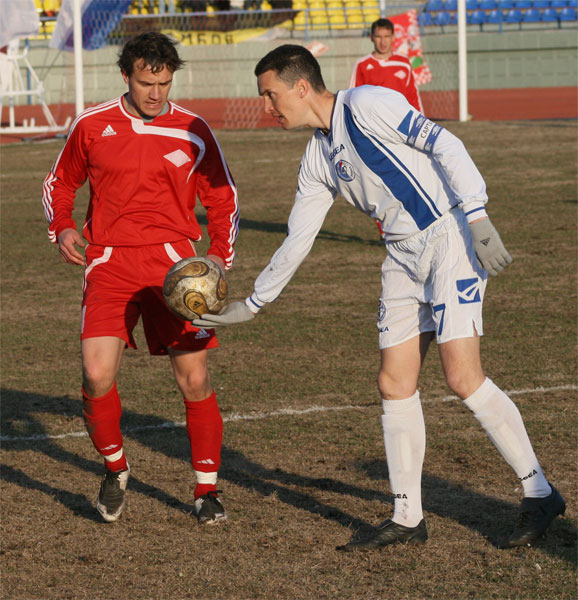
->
<box><xmin>336</xmin><ymin>159</ymin><xmax>355</xmax><ymax>182</ymax></box>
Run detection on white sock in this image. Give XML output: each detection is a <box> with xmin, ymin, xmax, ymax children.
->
<box><xmin>381</xmin><ymin>391</ymin><xmax>426</xmax><ymax>527</ymax></box>
<box><xmin>463</xmin><ymin>377</ymin><xmax>550</xmax><ymax>498</ymax></box>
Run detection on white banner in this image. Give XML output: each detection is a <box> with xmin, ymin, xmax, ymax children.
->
<box><xmin>0</xmin><ymin>0</ymin><xmax>39</xmax><ymax>48</ymax></box>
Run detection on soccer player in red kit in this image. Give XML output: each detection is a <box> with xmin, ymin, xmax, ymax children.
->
<box><xmin>41</xmin><ymin>32</ymin><xmax>239</xmax><ymax>525</ymax></box>
<box><xmin>350</xmin><ymin>18</ymin><xmax>423</xmax><ymax>113</ymax></box>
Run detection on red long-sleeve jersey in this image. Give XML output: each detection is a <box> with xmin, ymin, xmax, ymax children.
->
<box><xmin>349</xmin><ymin>54</ymin><xmax>423</xmax><ymax>113</ymax></box>
<box><xmin>42</xmin><ymin>97</ymin><xmax>239</xmax><ymax>269</ymax></box>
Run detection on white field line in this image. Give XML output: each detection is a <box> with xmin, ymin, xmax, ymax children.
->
<box><xmin>1</xmin><ymin>384</ymin><xmax>576</xmax><ymax>443</ymax></box>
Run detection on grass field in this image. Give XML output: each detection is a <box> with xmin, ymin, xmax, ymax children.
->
<box><xmin>1</xmin><ymin>120</ymin><xmax>577</xmax><ymax>600</ymax></box>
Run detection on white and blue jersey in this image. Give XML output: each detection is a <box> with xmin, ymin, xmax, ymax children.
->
<box><xmin>247</xmin><ymin>85</ymin><xmax>488</xmax><ymax>312</ymax></box>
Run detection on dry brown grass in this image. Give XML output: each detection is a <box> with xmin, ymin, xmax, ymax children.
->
<box><xmin>1</xmin><ymin>121</ymin><xmax>576</xmax><ymax>599</ymax></box>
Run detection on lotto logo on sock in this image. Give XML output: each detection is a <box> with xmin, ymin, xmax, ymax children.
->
<box><xmin>456</xmin><ymin>278</ymin><xmax>481</xmax><ymax>304</ymax></box>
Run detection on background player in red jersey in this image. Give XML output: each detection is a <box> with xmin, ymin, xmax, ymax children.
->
<box><xmin>42</xmin><ymin>32</ymin><xmax>239</xmax><ymax>525</ymax></box>
<box><xmin>350</xmin><ymin>18</ymin><xmax>423</xmax><ymax>113</ymax></box>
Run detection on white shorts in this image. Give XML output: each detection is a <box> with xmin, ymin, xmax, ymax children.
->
<box><xmin>378</xmin><ymin>208</ymin><xmax>488</xmax><ymax>349</ymax></box>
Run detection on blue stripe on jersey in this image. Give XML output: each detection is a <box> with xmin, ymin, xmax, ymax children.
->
<box><xmin>343</xmin><ymin>104</ymin><xmax>441</xmax><ymax>230</ymax></box>
<box><xmin>397</xmin><ymin>110</ymin><xmax>413</xmax><ymax>136</ymax></box>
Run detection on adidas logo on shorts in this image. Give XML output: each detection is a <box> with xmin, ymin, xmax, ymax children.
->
<box><xmin>194</xmin><ymin>329</ymin><xmax>211</xmax><ymax>339</ymax></box>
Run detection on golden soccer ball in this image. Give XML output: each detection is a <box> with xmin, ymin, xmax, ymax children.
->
<box><xmin>162</xmin><ymin>257</ymin><xmax>227</xmax><ymax>321</ymax></box>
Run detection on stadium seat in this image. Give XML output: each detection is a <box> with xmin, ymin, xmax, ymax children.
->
<box><xmin>468</xmin><ymin>8</ymin><xmax>487</xmax><ymax>20</ymax></box>
<box><xmin>531</xmin><ymin>0</ymin><xmax>550</xmax><ymax>7</ymax></box>
<box><xmin>568</xmin><ymin>0</ymin><xmax>576</xmax><ymax>7</ymax></box>
<box><xmin>487</xmin><ymin>8</ymin><xmax>504</xmax><ymax>19</ymax></box>
<box><xmin>559</xmin><ymin>5</ymin><xmax>577</xmax><ymax>17</ymax></box>
<box><xmin>466</xmin><ymin>0</ymin><xmax>479</xmax><ymax>8</ymax></box>
<box><xmin>505</xmin><ymin>7</ymin><xmax>523</xmax><ymax>18</ymax></box>
<box><xmin>540</xmin><ymin>5</ymin><xmax>560</xmax><ymax>16</ymax></box>
<box><xmin>523</xmin><ymin>7</ymin><xmax>541</xmax><ymax>18</ymax></box>
<box><xmin>514</xmin><ymin>0</ymin><xmax>531</xmax><ymax>6</ymax></box>
<box><xmin>498</xmin><ymin>0</ymin><xmax>514</xmax><ymax>7</ymax></box>
<box><xmin>480</xmin><ymin>0</ymin><xmax>497</xmax><ymax>8</ymax></box>
<box><xmin>445</xmin><ymin>0</ymin><xmax>458</xmax><ymax>9</ymax></box>
<box><xmin>435</xmin><ymin>10</ymin><xmax>452</xmax><ymax>23</ymax></box>
<box><xmin>550</xmin><ymin>0</ymin><xmax>566</xmax><ymax>6</ymax></box>
<box><xmin>418</xmin><ymin>11</ymin><xmax>435</xmax><ymax>24</ymax></box>
<box><xmin>425</xmin><ymin>0</ymin><xmax>444</xmax><ymax>11</ymax></box>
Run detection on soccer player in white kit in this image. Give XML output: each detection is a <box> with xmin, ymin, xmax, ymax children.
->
<box><xmin>194</xmin><ymin>45</ymin><xmax>565</xmax><ymax>550</ymax></box>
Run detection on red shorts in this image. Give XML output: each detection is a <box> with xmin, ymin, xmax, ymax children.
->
<box><xmin>81</xmin><ymin>240</ymin><xmax>218</xmax><ymax>355</ymax></box>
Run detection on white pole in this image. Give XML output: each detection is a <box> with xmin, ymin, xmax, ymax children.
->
<box><xmin>379</xmin><ymin>0</ymin><xmax>386</xmax><ymax>17</ymax></box>
<box><xmin>457</xmin><ymin>0</ymin><xmax>468</xmax><ymax>121</ymax></box>
<box><xmin>73</xmin><ymin>0</ymin><xmax>84</xmax><ymax>115</ymax></box>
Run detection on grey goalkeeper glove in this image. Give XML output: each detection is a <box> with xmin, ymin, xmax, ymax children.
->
<box><xmin>469</xmin><ymin>217</ymin><xmax>513</xmax><ymax>276</ymax></box>
<box><xmin>192</xmin><ymin>301</ymin><xmax>255</xmax><ymax>328</ymax></box>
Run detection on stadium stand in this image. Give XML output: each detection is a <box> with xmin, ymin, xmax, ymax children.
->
<box><xmin>523</xmin><ymin>7</ymin><xmax>541</xmax><ymax>20</ymax></box>
<box><xmin>560</xmin><ymin>5</ymin><xmax>577</xmax><ymax>18</ymax></box>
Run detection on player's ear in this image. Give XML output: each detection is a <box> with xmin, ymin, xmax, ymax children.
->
<box><xmin>121</xmin><ymin>71</ymin><xmax>129</xmax><ymax>85</ymax></box>
<box><xmin>296</xmin><ymin>78</ymin><xmax>309</xmax><ymax>98</ymax></box>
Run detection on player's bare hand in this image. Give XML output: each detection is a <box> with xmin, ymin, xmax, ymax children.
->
<box><xmin>58</xmin><ymin>228</ymin><xmax>86</xmax><ymax>266</ymax></box>
<box><xmin>192</xmin><ymin>301</ymin><xmax>255</xmax><ymax>328</ymax></box>
<box><xmin>206</xmin><ymin>254</ymin><xmax>225</xmax><ymax>274</ymax></box>
<box><xmin>469</xmin><ymin>217</ymin><xmax>512</xmax><ymax>276</ymax></box>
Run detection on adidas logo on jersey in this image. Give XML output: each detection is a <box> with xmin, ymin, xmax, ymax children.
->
<box><xmin>194</xmin><ymin>328</ymin><xmax>211</xmax><ymax>339</ymax></box>
<box><xmin>101</xmin><ymin>124</ymin><xmax>117</xmax><ymax>137</ymax></box>
<box><xmin>394</xmin><ymin>69</ymin><xmax>406</xmax><ymax>80</ymax></box>
<box><xmin>196</xmin><ymin>458</ymin><xmax>215</xmax><ymax>465</ymax></box>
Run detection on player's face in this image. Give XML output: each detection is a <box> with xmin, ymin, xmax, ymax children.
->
<box><xmin>122</xmin><ymin>60</ymin><xmax>173</xmax><ymax>119</ymax></box>
<box><xmin>371</xmin><ymin>27</ymin><xmax>394</xmax><ymax>58</ymax></box>
<box><xmin>257</xmin><ymin>70</ymin><xmax>307</xmax><ymax>130</ymax></box>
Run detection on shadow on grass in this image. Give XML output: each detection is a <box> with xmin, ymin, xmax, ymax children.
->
<box><xmin>1</xmin><ymin>388</ymin><xmax>575</xmax><ymax>563</ymax></box>
<box><xmin>197</xmin><ymin>214</ymin><xmax>383</xmax><ymax>247</ymax></box>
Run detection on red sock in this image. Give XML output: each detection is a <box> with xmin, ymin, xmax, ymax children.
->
<box><xmin>184</xmin><ymin>392</ymin><xmax>222</xmax><ymax>499</ymax></box>
<box><xmin>83</xmin><ymin>383</ymin><xmax>128</xmax><ymax>472</ymax></box>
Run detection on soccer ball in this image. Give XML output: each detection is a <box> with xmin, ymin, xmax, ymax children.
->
<box><xmin>162</xmin><ymin>257</ymin><xmax>227</xmax><ymax>321</ymax></box>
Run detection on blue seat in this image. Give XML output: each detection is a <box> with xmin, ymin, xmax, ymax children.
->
<box><xmin>567</xmin><ymin>0</ymin><xmax>576</xmax><ymax>7</ymax></box>
<box><xmin>523</xmin><ymin>7</ymin><xmax>541</xmax><ymax>18</ymax></box>
<box><xmin>466</xmin><ymin>0</ymin><xmax>479</xmax><ymax>8</ymax></box>
<box><xmin>450</xmin><ymin>10</ymin><xmax>459</xmax><ymax>21</ymax></box>
<box><xmin>541</xmin><ymin>6</ymin><xmax>559</xmax><ymax>17</ymax></box>
<box><xmin>418</xmin><ymin>11</ymin><xmax>435</xmax><ymax>25</ymax></box>
<box><xmin>488</xmin><ymin>8</ymin><xmax>504</xmax><ymax>19</ymax></box>
<box><xmin>425</xmin><ymin>0</ymin><xmax>444</xmax><ymax>11</ymax></box>
<box><xmin>505</xmin><ymin>7</ymin><xmax>523</xmax><ymax>19</ymax></box>
<box><xmin>559</xmin><ymin>5</ymin><xmax>577</xmax><ymax>17</ymax></box>
<box><xmin>445</xmin><ymin>0</ymin><xmax>458</xmax><ymax>8</ymax></box>
<box><xmin>434</xmin><ymin>10</ymin><xmax>452</xmax><ymax>23</ymax></box>
<box><xmin>550</xmin><ymin>0</ymin><xmax>566</xmax><ymax>5</ymax></box>
<box><xmin>532</xmin><ymin>0</ymin><xmax>549</xmax><ymax>6</ymax></box>
<box><xmin>498</xmin><ymin>0</ymin><xmax>515</xmax><ymax>7</ymax></box>
<box><xmin>468</xmin><ymin>8</ymin><xmax>487</xmax><ymax>20</ymax></box>
<box><xmin>514</xmin><ymin>0</ymin><xmax>531</xmax><ymax>6</ymax></box>
<box><xmin>480</xmin><ymin>0</ymin><xmax>497</xmax><ymax>7</ymax></box>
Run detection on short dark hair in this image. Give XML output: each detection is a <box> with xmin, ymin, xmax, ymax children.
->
<box><xmin>117</xmin><ymin>32</ymin><xmax>185</xmax><ymax>76</ymax></box>
<box><xmin>254</xmin><ymin>44</ymin><xmax>326</xmax><ymax>93</ymax></box>
<box><xmin>371</xmin><ymin>18</ymin><xmax>394</xmax><ymax>35</ymax></box>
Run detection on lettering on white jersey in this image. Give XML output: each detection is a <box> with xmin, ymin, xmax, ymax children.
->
<box><xmin>335</xmin><ymin>159</ymin><xmax>356</xmax><ymax>182</ymax></box>
<box><xmin>407</xmin><ymin>115</ymin><xmax>443</xmax><ymax>153</ymax></box>
<box><xmin>456</xmin><ymin>278</ymin><xmax>481</xmax><ymax>304</ymax></box>
<box><xmin>329</xmin><ymin>143</ymin><xmax>345</xmax><ymax>161</ymax></box>
<box><xmin>101</xmin><ymin>124</ymin><xmax>117</xmax><ymax>137</ymax></box>
<box><xmin>164</xmin><ymin>149</ymin><xmax>192</xmax><ymax>168</ymax></box>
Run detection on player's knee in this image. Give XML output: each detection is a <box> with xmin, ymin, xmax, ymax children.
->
<box><xmin>444</xmin><ymin>369</ymin><xmax>484</xmax><ymax>400</ymax></box>
<box><xmin>177</xmin><ymin>368</ymin><xmax>212</xmax><ymax>401</ymax></box>
<box><xmin>377</xmin><ymin>370</ymin><xmax>416</xmax><ymax>400</ymax></box>
<box><xmin>82</xmin><ymin>363</ymin><xmax>116</xmax><ymax>398</ymax></box>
